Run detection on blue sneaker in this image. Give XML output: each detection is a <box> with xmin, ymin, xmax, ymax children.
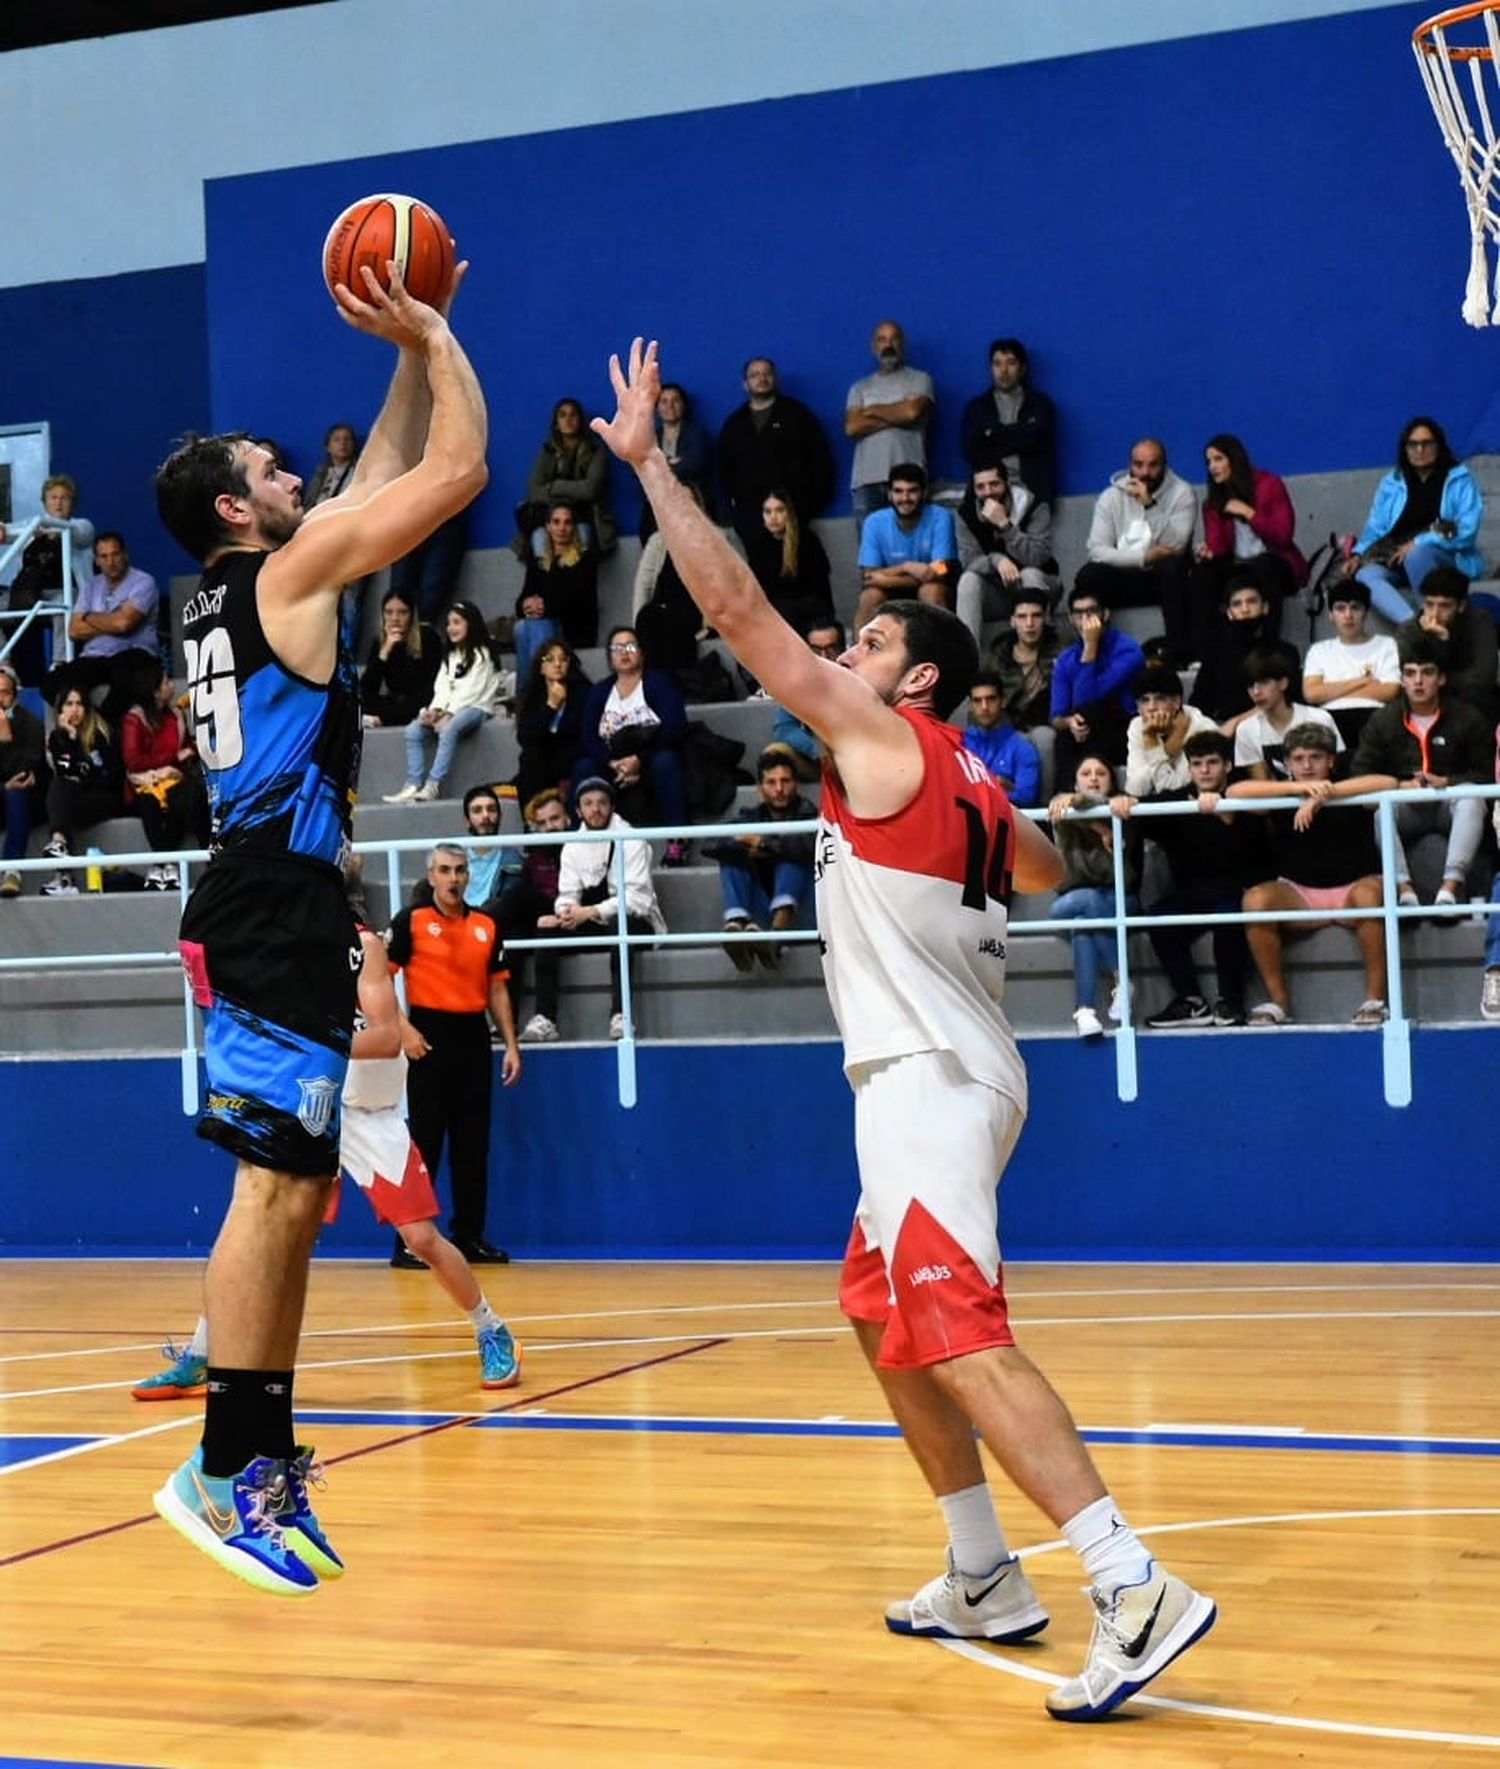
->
<box><xmin>132</xmin><ymin>1342</ymin><xmax>208</xmax><ymax>1402</ymax></box>
<box><xmin>478</xmin><ymin>1323</ymin><xmax>521</xmax><ymax>1389</ymax></box>
<box><xmin>274</xmin><ymin>1446</ymin><xmax>346</xmax><ymax>1580</ymax></box>
<box><xmin>153</xmin><ymin>1451</ymin><xmax>318</xmax><ymax>1597</ymax></box>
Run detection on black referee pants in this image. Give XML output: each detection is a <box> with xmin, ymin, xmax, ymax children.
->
<box><xmin>405</xmin><ymin>1007</ymin><xmax>493</xmax><ymax>1245</ymax></box>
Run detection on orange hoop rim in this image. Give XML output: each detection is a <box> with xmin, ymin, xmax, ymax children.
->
<box><xmin>1415</xmin><ymin>0</ymin><xmax>1500</xmax><ymax>58</ymax></box>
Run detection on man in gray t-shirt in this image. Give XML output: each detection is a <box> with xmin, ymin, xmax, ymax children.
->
<box><xmin>844</xmin><ymin>320</ymin><xmax>935</xmax><ymax>530</ymax></box>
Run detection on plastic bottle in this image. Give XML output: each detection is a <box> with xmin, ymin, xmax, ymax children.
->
<box><xmin>85</xmin><ymin>846</ymin><xmax>103</xmax><ymax>893</ymax></box>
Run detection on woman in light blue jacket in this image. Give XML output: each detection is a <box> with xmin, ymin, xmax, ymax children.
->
<box><xmin>1349</xmin><ymin>416</ymin><xmax>1485</xmax><ymax>621</ymax></box>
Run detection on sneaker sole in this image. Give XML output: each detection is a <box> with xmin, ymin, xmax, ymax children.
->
<box><xmin>152</xmin><ymin>1479</ymin><xmax>319</xmax><ymax>1597</ymax></box>
<box><xmin>1046</xmin><ymin>1593</ymin><xmax>1217</xmax><ymax>1722</ymax></box>
<box><xmin>284</xmin><ymin>1524</ymin><xmax>346</xmax><ymax>1580</ymax></box>
<box><xmin>131</xmin><ymin>1382</ymin><xmax>207</xmax><ymax>1402</ymax></box>
<box><xmin>885</xmin><ymin>1605</ymin><xmax>1049</xmax><ymax>1644</ymax></box>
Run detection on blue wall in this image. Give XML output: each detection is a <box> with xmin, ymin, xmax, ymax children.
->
<box><xmin>4</xmin><ymin>1030</ymin><xmax>1495</xmax><ymax>1260</ymax></box>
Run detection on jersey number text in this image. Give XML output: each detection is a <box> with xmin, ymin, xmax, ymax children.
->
<box><xmin>183</xmin><ymin>629</ymin><xmax>244</xmax><ymax>768</ymax></box>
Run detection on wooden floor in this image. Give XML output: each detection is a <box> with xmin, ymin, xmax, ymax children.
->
<box><xmin>2</xmin><ymin>1259</ymin><xmax>1499</xmax><ymax>1768</ymax></box>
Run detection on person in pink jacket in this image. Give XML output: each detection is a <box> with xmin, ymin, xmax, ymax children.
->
<box><xmin>1188</xmin><ymin>433</ymin><xmax>1308</xmax><ymax>663</ymax></box>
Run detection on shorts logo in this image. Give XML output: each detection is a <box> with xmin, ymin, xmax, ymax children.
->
<box><xmin>296</xmin><ymin>1076</ymin><xmax>339</xmax><ymax>1139</ymax></box>
<box><xmin>908</xmin><ymin>1263</ymin><xmax>953</xmax><ymax>1287</ymax></box>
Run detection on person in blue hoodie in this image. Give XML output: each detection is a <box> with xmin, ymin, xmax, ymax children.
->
<box><xmin>962</xmin><ymin>671</ymin><xmax>1041</xmax><ymax>806</ymax></box>
<box><xmin>1049</xmin><ymin>584</ymin><xmax>1145</xmax><ymax>782</ymax></box>
<box><xmin>1347</xmin><ymin>416</ymin><xmax>1485</xmax><ymax>623</ymax></box>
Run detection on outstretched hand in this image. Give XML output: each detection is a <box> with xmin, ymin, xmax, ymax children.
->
<box><xmin>590</xmin><ymin>337</ymin><xmax>662</xmax><ymax>468</ymax></box>
<box><xmin>332</xmin><ymin>260</ymin><xmax>457</xmax><ymax>352</ymax></box>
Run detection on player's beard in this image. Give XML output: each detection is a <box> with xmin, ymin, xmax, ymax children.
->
<box><xmin>258</xmin><ymin>504</ymin><xmax>303</xmax><ymax>549</ymax></box>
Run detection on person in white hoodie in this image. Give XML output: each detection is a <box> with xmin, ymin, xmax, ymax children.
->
<box><xmin>386</xmin><ymin>598</ymin><xmax>506</xmax><ymax>802</ymax></box>
<box><xmin>1075</xmin><ymin>437</ymin><xmax>1198</xmax><ymax>668</ymax></box>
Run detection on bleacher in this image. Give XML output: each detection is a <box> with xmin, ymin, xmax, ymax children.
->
<box><xmin>8</xmin><ymin>454</ymin><xmax>1500</xmax><ymax>1053</ymax></box>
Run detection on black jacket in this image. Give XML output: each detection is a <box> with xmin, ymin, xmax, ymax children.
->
<box><xmin>959</xmin><ymin>384</ymin><xmax>1058</xmax><ymax>505</ymax></box>
<box><xmin>1352</xmin><ymin>696</ymin><xmax>1493</xmax><ymax>785</ymax></box>
<box><xmin>716</xmin><ymin>396</ymin><xmax>834</xmax><ymax>519</ymax></box>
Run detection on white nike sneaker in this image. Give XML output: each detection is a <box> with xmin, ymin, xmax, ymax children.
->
<box><xmin>1046</xmin><ymin>1562</ymin><xmax>1216</xmax><ymax>1722</ymax></box>
<box><xmin>885</xmin><ymin>1551</ymin><xmax>1049</xmax><ymax>1643</ymax></box>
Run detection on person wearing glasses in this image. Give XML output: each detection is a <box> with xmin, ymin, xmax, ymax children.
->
<box><xmin>1345</xmin><ymin>416</ymin><xmax>1485</xmax><ymax>624</ymax></box>
<box><xmin>575</xmin><ymin>625</ymin><xmax>691</xmax><ymax>865</ymax></box>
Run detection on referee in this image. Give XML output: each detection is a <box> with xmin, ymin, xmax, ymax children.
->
<box><xmin>388</xmin><ymin>842</ymin><xmax>521</xmax><ymax>1265</ymax></box>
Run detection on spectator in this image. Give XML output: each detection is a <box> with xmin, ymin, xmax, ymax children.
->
<box><xmin>1301</xmin><ymin>578</ymin><xmax>1401</xmax><ymax>748</ymax></box>
<box><xmin>388</xmin><ymin>509</ymin><xmax>468</xmax><ymax>625</ymax></box>
<box><xmin>458</xmin><ymin>783</ymin><xmax>520</xmax><ymax>916</ymax></box>
<box><xmin>1352</xmin><ymin>632</ymin><xmax>1491</xmax><ymax>908</ymax></box>
<box><xmin>1394</xmin><ymin>565</ymin><xmax>1499</xmax><ymax>724</ymax></box>
<box><xmin>518</xmin><ymin>397</ymin><xmax>616</xmax><ymax>556</ymax></box>
<box><xmin>361</xmin><ymin>588</ymin><xmax>441</xmax><ymax>729</ymax></box>
<box><xmin>645</xmin><ymin>382</ymin><xmax>714</xmax><ymax>529</ymax></box>
<box><xmin>1076</xmin><ymin>438</ymin><xmax>1197</xmax><ymax>667</ymax></box>
<box><xmin>514</xmin><ymin>502</ymin><xmax>599</xmax><ymax>680</ymax></box>
<box><xmin>303</xmin><ymin>421</ymin><xmax>361</xmax><ymax>507</ymax></box>
<box><xmin>515</xmin><ymin>636</ymin><xmax>591</xmax><ymax>808</ymax></box>
<box><xmin>0</xmin><ymin>662</ymin><xmax>46</xmax><ymax>898</ymax></box>
<box><xmin>706</xmin><ymin>747</ymin><xmax>817</xmax><ymax>971</ymax></box>
<box><xmin>50</xmin><ymin>532</ymin><xmax>160</xmax><ymax>724</ymax></box>
<box><xmin>121</xmin><ymin>662</ymin><xmax>209</xmax><ymax>889</ymax></box>
<box><xmin>986</xmin><ymin>590</ymin><xmax>1060</xmax><ymax>733</ymax></box>
<box><xmin>954</xmin><ymin>457</ymin><xmax>1059</xmax><ymax>643</ymax></box>
<box><xmin>1047</xmin><ymin>755</ymin><xmax>1139</xmax><ymax>1039</ymax></box>
<box><xmin>743</xmin><ymin>488</ymin><xmax>834</xmax><ymax>633</ymax></box>
<box><xmin>1479</xmin><ymin>756</ymin><xmax>1500</xmax><ymax>1021</ymax></box>
<box><xmin>501</xmin><ymin>787</ymin><xmax>574</xmax><ymax>1043</ymax></box>
<box><xmin>716</xmin><ymin>355</ymin><xmax>834</xmax><ymax>541</ymax></box>
<box><xmin>576</xmin><ymin>625</ymin><xmax>690</xmax><ymax>865</ymax></box>
<box><xmin>855</xmin><ymin>463</ymin><xmax>959</xmax><ymax>631</ymax></box>
<box><xmin>41</xmin><ymin>685</ymin><xmax>123</xmax><ymax>896</ymax></box>
<box><xmin>962</xmin><ymin>671</ymin><xmax>1041</xmax><ymax>806</ymax></box>
<box><xmin>534</xmin><ymin>776</ymin><xmax>667</xmax><ymax>1039</ymax></box>
<box><xmin>959</xmin><ymin>336</ymin><xmax>1058</xmax><ymax>505</ymax></box>
<box><xmin>1234</xmin><ymin>643</ymin><xmax>1342</xmax><ymax>779</ymax></box>
<box><xmin>1189</xmin><ymin>572</ymin><xmax>1278</xmax><ymax>729</ymax></box>
<box><xmin>1188</xmin><ymin>434</ymin><xmax>1307</xmax><ymax>659</ymax></box>
<box><xmin>1050</xmin><ymin>584</ymin><xmax>1146</xmax><ymax>777</ymax></box>
<box><xmin>1228</xmin><ymin>723</ymin><xmax>1397</xmax><ymax>1026</ymax></box>
<box><xmin>844</xmin><ymin>320</ymin><xmax>936</xmax><ymax>530</ymax></box>
<box><xmin>634</xmin><ymin>484</ymin><xmax>715</xmax><ymax>679</ymax></box>
<box><xmin>1123</xmin><ymin>661</ymin><xmax>1219</xmax><ymax>798</ymax></box>
<box><xmin>1348</xmin><ymin>416</ymin><xmax>1484</xmax><ymax>622</ymax></box>
<box><xmin>4</xmin><ymin>474</ymin><xmax>95</xmax><ymax>685</ymax></box>
<box><xmin>385</xmin><ymin>600</ymin><xmax>506</xmax><ymax>805</ymax></box>
<box><xmin>1115</xmin><ymin>730</ymin><xmax>1265</xmax><ymax>1028</ymax></box>
<box><xmin>771</xmin><ymin>617</ymin><xmax>843</xmax><ymax>783</ymax></box>
<box><xmin>387</xmin><ymin>843</ymin><xmax>521</xmax><ymax>1263</ymax></box>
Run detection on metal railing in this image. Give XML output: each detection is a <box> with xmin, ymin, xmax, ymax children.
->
<box><xmin>1</xmin><ymin>787</ymin><xmax>1496</xmax><ymax>1111</ymax></box>
<box><xmin>0</xmin><ymin>517</ymin><xmax>76</xmax><ymax>668</ymax></box>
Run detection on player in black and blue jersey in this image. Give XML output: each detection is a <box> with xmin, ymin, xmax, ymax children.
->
<box><xmin>150</xmin><ymin>260</ymin><xmax>489</xmax><ymax>1596</ymax></box>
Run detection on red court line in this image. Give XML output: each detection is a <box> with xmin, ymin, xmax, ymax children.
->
<box><xmin>0</xmin><ymin>1337</ymin><xmax>726</xmax><ymax>1571</ymax></box>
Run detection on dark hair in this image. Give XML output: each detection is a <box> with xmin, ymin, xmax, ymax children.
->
<box><xmin>1184</xmin><ymin>729</ymin><xmax>1233</xmax><ymax>763</ymax></box>
<box><xmin>1010</xmin><ymin>586</ymin><xmax>1048</xmax><ymax>613</ymax></box>
<box><xmin>970</xmin><ymin>453</ymin><xmax>1011</xmax><ymax>485</ymax></box>
<box><xmin>886</xmin><ymin>461</ymin><xmax>927</xmax><ymax>491</ymax></box>
<box><xmin>803</xmin><ymin>613</ymin><xmax>846</xmax><ymax>646</ymax></box>
<box><xmin>462</xmin><ymin>783</ymin><xmax>501</xmax><ymax>817</ymax></box>
<box><xmin>876</xmin><ymin>599</ymin><xmax>978</xmax><ymax>719</ymax></box>
<box><xmin>605</xmin><ymin>624</ymin><xmax>646</xmax><ymax>670</ymax></box>
<box><xmin>970</xmin><ymin>670</ymin><xmax>1004</xmax><ymax>695</ymax></box>
<box><xmin>742</xmin><ymin>355</ymin><xmax>776</xmax><ymax>379</ymax></box>
<box><xmin>1396</xmin><ymin>414</ymin><xmax>1457</xmax><ymax>482</ymax></box>
<box><xmin>1222</xmin><ymin>567</ymin><xmax>1268</xmax><ymax>611</ymax></box>
<box><xmin>1398</xmin><ymin>630</ymin><xmax>1451</xmax><ymax>673</ymax></box>
<box><xmin>1243</xmin><ymin>642</ymin><xmax>1298</xmax><ymax>687</ymax></box>
<box><xmin>515</xmin><ymin>634</ymin><xmax>589</xmax><ymax>725</ymax></box>
<box><xmin>659</xmin><ymin>382</ymin><xmax>693</xmax><ymax>417</ymax></box>
<box><xmin>323</xmin><ymin>421</ymin><xmax>360</xmax><ymax>455</ymax></box>
<box><xmin>756</xmin><ymin>746</ymin><xmax>799</xmax><ymax>779</ymax></box>
<box><xmin>94</xmin><ymin>530</ymin><xmax>126</xmax><ymax>552</ymax></box>
<box><xmin>1327</xmin><ymin>578</ymin><xmax>1371</xmax><ymax>611</ymax></box>
<box><xmin>987</xmin><ymin>337</ymin><xmax>1030</xmax><ymax>374</ymax></box>
<box><xmin>1283</xmin><ymin>720</ymin><xmax>1337</xmax><ymax>758</ymax></box>
<box><xmin>443</xmin><ymin>600</ymin><xmax>494</xmax><ymax>673</ymax></box>
<box><xmin>155</xmin><ymin>431</ymin><xmax>252</xmax><ymax>561</ymax></box>
<box><xmin>1067</xmin><ymin>581</ymin><xmax>1108</xmax><ymax>611</ymax></box>
<box><xmin>1203</xmin><ymin>433</ymin><xmax>1257</xmax><ymax>515</ymax></box>
<box><xmin>1134</xmin><ymin>661</ymin><xmax>1185</xmax><ymax>701</ymax></box>
<box><xmin>1421</xmin><ymin>564</ymin><xmax>1470</xmax><ymax>603</ymax></box>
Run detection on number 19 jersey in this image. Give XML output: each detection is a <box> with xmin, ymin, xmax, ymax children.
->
<box><xmin>180</xmin><ymin>550</ymin><xmax>361</xmax><ymax>865</ymax></box>
<box><xmin>817</xmin><ymin>707</ymin><xmax>1027</xmax><ymax>1110</ymax></box>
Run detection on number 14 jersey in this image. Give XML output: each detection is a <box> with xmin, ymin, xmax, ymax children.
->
<box><xmin>817</xmin><ymin>707</ymin><xmax>1026</xmax><ymax>1110</ymax></box>
<box><xmin>180</xmin><ymin>550</ymin><xmax>361</xmax><ymax>865</ymax></box>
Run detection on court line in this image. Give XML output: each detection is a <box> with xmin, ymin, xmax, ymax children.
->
<box><xmin>0</xmin><ymin>1416</ymin><xmax>198</xmax><ymax>1477</ymax></box>
<box><xmin>942</xmin><ymin>1506</ymin><xmax>1500</xmax><ymax>1749</ymax></box>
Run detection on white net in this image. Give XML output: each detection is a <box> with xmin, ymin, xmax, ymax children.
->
<box><xmin>1415</xmin><ymin>4</ymin><xmax>1500</xmax><ymax>325</ymax></box>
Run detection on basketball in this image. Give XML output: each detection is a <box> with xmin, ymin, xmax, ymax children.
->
<box><xmin>322</xmin><ymin>193</ymin><xmax>455</xmax><ymax>307</ymax></box>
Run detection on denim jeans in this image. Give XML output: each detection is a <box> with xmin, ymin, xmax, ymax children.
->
<box><xmin>405</xmin><ymin>704</ymin><xmax>489</xmax><ymax>788</ymax></box>
<box><xmin>1</xmin><ymin>783</ymin><xmax>38</xmax><ymax>862</ymax></box>
<box><xmin>850</xmin><ymin>482</ymin><xmax>887</xmax><ymax>538</ymax></box>
<box><xmin>1049</xmin><ymin>885</ymin><xmax>1137</xmax><ymax>1009</ymax></box>
<box><xmin>719</xmin><ymin>858</ymin><xmax>813</xmax><ymax>925</ymax></box>
<box><xmin>513</xmin><ymin>616</ymin><xmax>561</xmax><ymax>684</ymax></box>
<box><xmin>1485</xmin><ymin>872</ymin><xmax>1500</xmax><ymax>967</ymax></box>
<box><xmin>1357</xmin><ymin>542</ymin><xmax>1448</xmax><ymax>624</ymax></box>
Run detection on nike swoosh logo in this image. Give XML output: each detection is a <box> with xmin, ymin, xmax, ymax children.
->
<box><xmin>1121</xmin><ymin>1588</ymin><xmax>1166</xmax><ymax>1659</ymax></box>
<box><xmin>963</xmin><ymin>1567</ymin><xmax>1010</xmax><ymax>1607</ymax></box>
<box><xmin>189</xmin><ymin>1469</ymin><xmax>238</xmax><ymax>1538</ymax></box>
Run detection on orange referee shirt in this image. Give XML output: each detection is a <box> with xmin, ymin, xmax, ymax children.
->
<box><xmin>387</xmin><ymin>902</ymin><xmax>508</xmax><ymax>1013</ymax></box>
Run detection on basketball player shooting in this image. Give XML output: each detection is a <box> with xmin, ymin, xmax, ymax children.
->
<box><xmin>150</xmin><ymin>260</ymin><xmax>488</xmax><ymax>1596</ymax></box>
<box><xmin>592</xmin><ymin>338</ymin><xmax>1215</xmax><ymax>1721</ymax></box>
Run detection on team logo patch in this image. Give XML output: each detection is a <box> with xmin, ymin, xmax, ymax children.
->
<box><xmin>473</xmin><ymin>925</ymin><xmax>488</xmax><ymax>943</ymax></box>
<box><xmin>426</xmin><ymin>921</ymin><xmax>443</xmax><ymax>937</ymax></box>
<box><xmin>296</xmin><ymin>1076</ymin><xmax>339</xmax><ymax>1138</ymax></box>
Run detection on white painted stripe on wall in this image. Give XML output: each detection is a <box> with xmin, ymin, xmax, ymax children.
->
<box><xmin>0</xmin><ymin>0</ymin><xmax>1406</xmax><ymax>288</ymax></box>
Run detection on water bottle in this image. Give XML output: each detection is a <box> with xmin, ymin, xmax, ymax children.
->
<box><xmin>85</xmin><ymin>846</ymin><xmax>103</xmax><ymax>893</ymax></box>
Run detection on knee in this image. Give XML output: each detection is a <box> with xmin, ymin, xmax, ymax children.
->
<box><xmin>400</xmin><ymin>1218</ymin><xmax>439</xmax><ymax>1257</ymax></box>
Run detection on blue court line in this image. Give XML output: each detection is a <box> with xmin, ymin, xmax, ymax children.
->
<box><xmin>295</xmin><ymin>1410</ymin><xmax>1500</xmax><ymax>1456</ymax></box>
<box><xmin>0</xmin><ymin>1758</ymin><xmax>153</xmax><ymax>1768</ymax></box>
<box><xmin>0</xmin><ymin>1435</ymin><xmax>98</xmax><ymax>1471</ymax></box>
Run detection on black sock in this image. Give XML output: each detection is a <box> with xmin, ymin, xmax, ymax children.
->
<box><xmin>201</xmin><ymin>1367</ymin><xmax>296</xmax><ymax>1477</ymax></box>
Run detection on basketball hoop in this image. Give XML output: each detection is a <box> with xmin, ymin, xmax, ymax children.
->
<box><xmin>1415</xmin><ymin>2</ymin><xmax>1500</xmax><ymax>325</ymax></box>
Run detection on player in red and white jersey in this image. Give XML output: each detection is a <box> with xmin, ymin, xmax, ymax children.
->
<box><xmin>593</xmin><ymin>338</ymin><xmax>1215</xmax><ymax>1723</ymax></box>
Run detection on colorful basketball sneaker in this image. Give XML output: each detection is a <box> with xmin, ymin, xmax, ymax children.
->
<box><xmin>885</xmin><ymin>1550</ymin><xmax>1049</xmax><ymax>1642</ymax></box>
<box><xmin>478</xmin><ymin>1323</ymin><xmax>522</xmax><ymax>1389</ymax></box>
<box><xmin>153</xmin><ymin>1450</ymin><xmax>318</xmax><ymax>1597</ymax></box>
<box><xmin>1046</xmin><ymin>1562</ymin><xmax>1217</xmax><ymax>1721</ymax></box>
<box><xmin>273</xmin><ymin>1446</ymin><xmax>345</xmax><ymax>1580</ymax></box>
<box><xmin>131</xmin><ymin>1342</ymin><xmax>208</xmax><ymax>1401</ymax></box>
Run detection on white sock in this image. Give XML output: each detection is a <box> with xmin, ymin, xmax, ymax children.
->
<box><xmin>938</xmin><ymin>1482</ymin><xmax>1010</xmax><ymax>1578</ymax></box>
<box><xmin>467</xmin><ymin>1297</ymin><xmax>500</xmax><ymax>1333</ymax></box>
<box><xmin>1062</xmin><ymin>1494</ymin><xmax>1153</xmax><ymax>1591</ymax></box>
<box><xmin>187</xmin><ymin>1315</ymin><xmax>209</xmax><ymax>1359</ymax></box>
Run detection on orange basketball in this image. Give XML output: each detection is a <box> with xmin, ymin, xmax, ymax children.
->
<box><xmin>322</xmin><ymin>193</ymin><xmax>455</xmax><ymax>307</ymax></box>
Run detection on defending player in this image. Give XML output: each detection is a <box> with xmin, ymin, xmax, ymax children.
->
<box><xmin>151</xmin><ymin>261</ymin><xmax>488</xmax><ymax>1596</ymax></box>
<box><xmin>591</xmin><ymin>339</ymin><xmax>1215</xmax><ymax>1722</ymax></box>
